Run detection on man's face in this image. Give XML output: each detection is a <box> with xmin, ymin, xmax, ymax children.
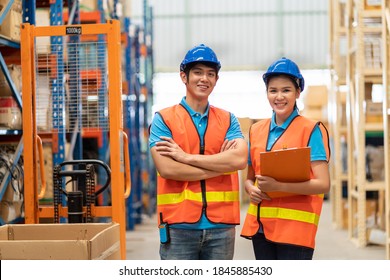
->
<box><xmin>180</xmin><ymin>63</ymin><xmax>219</xmax><ymax>101</ymax></box>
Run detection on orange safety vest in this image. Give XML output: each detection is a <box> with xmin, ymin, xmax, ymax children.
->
<box><xmin>156</xmin><ymin>104</ymin><xmax>240</xmax><ymax>225</ymax></box>
<box><xmin>240</xmin><ymin>116</ymin><xmax>330</xmax><ymax>249</ymax></box>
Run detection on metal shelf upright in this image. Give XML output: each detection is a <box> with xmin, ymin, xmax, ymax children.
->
<box><xmin>123</xmin><ymin>17</ymin><xmax>142</xmax><ymax>230</ymax></box>
<box><xmin>122</xmin><ymin>1</ymin><xmax>155</xmax><ymax>230</ymax></box>
<box><xmin>142</xmin><ymin>0</ymin><xmax>156</xmax><ymax>217</ymax></box>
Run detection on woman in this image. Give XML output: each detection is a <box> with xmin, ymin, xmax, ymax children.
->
<box><xmin>240</xmin><ymin>57</ymin><xmax>331</xmax><ymax>260</ymax></box>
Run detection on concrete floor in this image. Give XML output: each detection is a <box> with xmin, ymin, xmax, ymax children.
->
<box><xmin>125</xmin><ymin>200</ymin><xmax>386</xmax><ymax>260</ymax></box>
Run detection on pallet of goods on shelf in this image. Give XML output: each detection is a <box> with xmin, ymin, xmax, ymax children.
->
<box><xmin>0</xmin><ymin>0</ymin><xmax>22</xmax><ymax>43</ymax></box>
<box><xmin>0</xmin><ymin>96</ymin><xmax>21</xmax><ymax>130</ymax></box>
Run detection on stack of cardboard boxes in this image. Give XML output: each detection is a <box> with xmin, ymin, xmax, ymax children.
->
<box><xmin>301</xmin><ymin>85</ymin><xmax>329</xmax><ymax>126</ymax></box>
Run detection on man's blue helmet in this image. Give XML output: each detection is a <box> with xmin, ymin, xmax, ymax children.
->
<box><xmin>180</xmin><ymin>44</ymin><xmax>221</xmax><ymax>72</ymax></box>
<box><xmin>262</xmin><ymin>57</ymin><xmax>305</xmax><ymax>91</ymax></box>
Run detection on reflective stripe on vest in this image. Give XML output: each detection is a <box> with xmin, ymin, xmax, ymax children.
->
<box><xmin>245</xmin><ymin>201</ymin><xmax>321</xmax><ymax>226</ymax></box>
<box><xmin>158</xmin><ymin>188</ymin><xmax>240</xmax><ymax>205</ymax></box>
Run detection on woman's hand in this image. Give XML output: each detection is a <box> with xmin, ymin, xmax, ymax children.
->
<box><xmin>245</xmin><ymin>179</ymin><xmax>271</xmax><ymax>204</ymax></box>
<box><xmin>255</xmin><ymin>175</ymin><xmax>280</xmax><ymax>193</ymax></box>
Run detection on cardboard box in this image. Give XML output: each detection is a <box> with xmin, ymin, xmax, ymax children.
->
<box><xmin>365</xmin><ymin>101</ymin><xmax>383</xmax><ymax>123</ymax></box>
<box><xmin>0</xmin><ymin>0</ymin><xmax>22</xmax><ymax>42</ymax></box>
<box><xmin>238</xmin><ymin>117</ymin><xmax>254</xmax><ymax>139</ymax></box>
<box><xmin>0</xmin><ymin>222</ymin><xmax>121</xmax><ymax>260</ymax></box>
<box><xmin>0</xmin><ymin>64</ymin><xmax>22</xmax><ymax>97</ymax></box>
<box><xmin>0</xmin><ymin>201</ymin><xmax>23</xmax><ymax>223</ymax></box>
<box><xmin>301</xmin><ymin>107</ymin><xmax>328</xmax><ymax>123</ymax></box>
<box><xmin>303</xmin><ymin>85</ymin><xmax>328</xmax><ymax>108</ymax></box>
<box><xmin>342</xmin><ymin>198</ymin><xmax>380</xmax><ymax>229</ymax></box>
<box><xmin>0</xmin><ymin>96</ymin><xmax>21</xmax><ymax>129</ymax></box>
<box><xmin>366</xmin><ymin>100</ymin><xmax>382</xmax><ymax>115</ymax></box>
<box><xmin>365</xmin><ymin>0</ymin><xmax>381</xmax><ymax>10</ymax></box>
<box><xmin>80</xmin><ymin>0</ymin><xmax>98</xmax><ymax>11</ymax></box>
<box><xmin>35</xmin><ymin>9</ymin><xmax>51</xmax><ymax>54</ymax></box>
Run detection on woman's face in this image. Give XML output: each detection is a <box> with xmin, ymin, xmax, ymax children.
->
<box><xmin>266</xmin><ymin>75</ymin><xmax>300</xmax><ymax>125</ymax></box>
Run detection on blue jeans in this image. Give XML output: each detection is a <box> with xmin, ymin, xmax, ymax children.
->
<box><xmin>160</xmin><ymin>227</ymin><xmax>236</xmax><ymax>260</ymax></box>
<box><xmin>252</xmin><ymin>232</ymin><xmax>314</xmax><ymax>260</ymax></box>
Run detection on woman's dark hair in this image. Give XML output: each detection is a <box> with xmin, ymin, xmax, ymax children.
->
<box><xmin>265</xmin><ymin>74</ymin><xmax>300</xmax><ymax>91</ymax></box>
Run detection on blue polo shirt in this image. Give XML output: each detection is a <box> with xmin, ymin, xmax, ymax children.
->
<box><xmin>149</xmin><ymin>97</ymin><xmax>244</xmax><ymax>229</ymax></box>
<box><xmin>248</xmin><ymin>109</ymin><xmax>327</xmax><ymax>165</ymax></box>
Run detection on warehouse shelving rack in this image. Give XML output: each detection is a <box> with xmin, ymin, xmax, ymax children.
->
<box><xmin>141</xmin><ymin>0</ymin><xmax>156</xmax><ymax>219</ymax></box>
<box><xmin>122</xmin><ymin>1</ymin><xmax>156</xmax><ymax>230</ymax></box>
<box><xmin>381</xmin><ymin>0</ymin><xmax>390</xmax><ymax>260</ymax></box>
<box><xmin>328</xmin><ymin>0</ymin><xmax>349</xmax><ymax>230</ymax></box>
<box><xmin>122</xmin><ymin>17</ymin><xmax>143</xmax><ymax>230</ymax></box>
<box><xmin>345</xmin><ymin>0</ymin><xmax>386</xmax><ymax>248</ymax></box>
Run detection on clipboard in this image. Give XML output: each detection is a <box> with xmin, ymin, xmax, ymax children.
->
<box><xmin>259</xmin><ymin>147</ymin><xmax>311</xmax><ymax>198</ymax></box>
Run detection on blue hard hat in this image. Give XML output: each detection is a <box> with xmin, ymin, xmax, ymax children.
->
<box><xmin>262</xmin><ymin>57</ymin><xmax>305</xmax><ymax>91</ymax></box>
<box><xmin>180</xmin><ymin>44</ymin><xmax>221</xmax><ymax>72</ymax></box>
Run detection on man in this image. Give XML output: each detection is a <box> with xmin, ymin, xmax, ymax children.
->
<box><xmin>149</xmin><ymin>44</ymin><xmax>247</xmax><ymax>260</ymax></box>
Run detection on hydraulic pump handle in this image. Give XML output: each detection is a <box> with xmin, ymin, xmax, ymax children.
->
<box><xmin>58</xmin><ymin>160</ymin><xmax>111</xmax><ymax>196</ymax></box>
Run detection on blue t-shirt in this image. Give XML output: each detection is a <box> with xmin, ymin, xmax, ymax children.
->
<box><xmin>248</xmin><ymin>109</ymin><xmax>327</xmax><ymax>166</ymax></box>
<box><xmin>149</xmin><ymin>97</ymin><xmax>244</xmax><ymax>229</ymax></box>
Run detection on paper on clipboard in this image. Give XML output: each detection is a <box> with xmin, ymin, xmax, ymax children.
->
<box><xmin>259</xmin><ymin>147</ymin><xmax>311</xmax><ymax>198</ymax></box>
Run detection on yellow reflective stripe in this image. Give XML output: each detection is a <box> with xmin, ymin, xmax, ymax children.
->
<box><xmin>260</xmin><ymin>207</ymin><xmax>320</xmax><ymax>226</ymax></box>
<box><xmin>246</xmin><ymin>204</ymin><xmax>319</xmax><ymax>225</ymax></box>
<box><xmin>158</xmin><ymin>189</ymin><xmax>202</xmax><ymax>205</ymax></box>
<box><xmin>222</xmin><ymin>171</ymin><xmax>238</xmax><ymax>175</ymax></box>
<box><xmin>247</xmin><ymin>203</ymin><xmax>258</xmax><ymax>216</ymax></box>
<box><xmin>206</xmin><ymin>191</ymin><xmax>239</xmax><ymax>202</ymax></box>
<box><xmin>158</xmin><ymin>190</ymin><xmax>239</xmax><ymax>205</ymax></box>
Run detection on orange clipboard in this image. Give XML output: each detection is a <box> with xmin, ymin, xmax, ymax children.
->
<box><xmin>259</xmin><ymin>147</ymin><xmax>311</xmax><ymax>198</ymax></box>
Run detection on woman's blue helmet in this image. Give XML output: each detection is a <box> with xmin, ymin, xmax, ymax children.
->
<box><xmin>262</xmin><ymin>57</ymin><xmax>305</xmax><ymax>91</ymax></box>
<box><xmin>180</xmin><ymin>44</ymin><xmax>221</xmax><ymax>72</ymax></box>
